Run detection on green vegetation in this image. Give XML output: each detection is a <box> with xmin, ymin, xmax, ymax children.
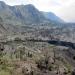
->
<box><xmin>0</xmin><ymin>40</ymin><xmax>73</xmax><ymax>75</ymax></box>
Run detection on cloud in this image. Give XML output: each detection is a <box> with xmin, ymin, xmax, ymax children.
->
<box><xmin>56</xmin><ymin>0</ymin><xmax>75</xmax><ymax>22</ymax></box>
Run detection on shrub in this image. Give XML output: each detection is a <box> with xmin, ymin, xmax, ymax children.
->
<box><xmin>71</xmin><ymin>69</ymin><xmax>75</xmax><ymax>75</ymax></box>
<box><xmin>14</xmin><ymin>37</ymin><xmax>22</xmax><ymax>41</ymax></box>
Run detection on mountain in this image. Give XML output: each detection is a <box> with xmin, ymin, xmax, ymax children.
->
<box><xmin>43</xmin><ymin>12</ymin><xmax>64</xmax><ymax>23</ymax></box>
<box><xmin>0</xmin><ymin>1</ymin><xmax>48</xmax><ymax>25</ymax></box>
<box><xmin>0</xmin><ymin>1</ymin><xmax>65</xmax><ymax>26</ymax></box>
<box><xmin>0</xmin><ymin>16</ymin><xmax>19</xmax><ymax>35</ymax></box>
<box><xmin>0</xmin><ymin>17</ymin><xmax>8</xmax><ymax>34</ymax></box>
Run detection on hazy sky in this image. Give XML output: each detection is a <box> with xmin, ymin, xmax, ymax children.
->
<box><xmin>0</xmin><ymin>0</ymin><xmax>75</xmax><ymax>22</ymax></box>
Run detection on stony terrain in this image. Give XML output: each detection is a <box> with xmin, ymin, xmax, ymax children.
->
<box><xmin>0</xmin><ymin>1</ymin><xmax>75</xmax><ymax>75</ymax></box>
<box><xmin>0</xmin><ymin>26</ymin><xmax>75</xmax><ymax>75</ymax></box>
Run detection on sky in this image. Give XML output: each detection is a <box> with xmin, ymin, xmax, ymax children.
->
<box><xmin>0</xmin><ymin>0</ymin><xmax>75</xmax><ymax>22</ymax></box>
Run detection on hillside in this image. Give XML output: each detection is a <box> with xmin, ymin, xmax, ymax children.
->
<box><xmin>0</xmin><ymin>1</ymin><xmax>75</xmax><ymax>75</ymax></box>
<box><xmin>0</xmin><ymin>17</ymin><xmax>7</xmax><ymax>34</ymax></box>
<box><xmin>43</xmin><ymin>12</ymin><xmax>64</xmax><ymax>23</ymax></box>
<box><xmin>0</xmin><ymin>1</ymin><xmax>48</xmax><ymax>25</ymax></box>
<box><xmin>0</xmin><ymin>1</ymin><xmax>65</xmax><ymax>25</ymax></box>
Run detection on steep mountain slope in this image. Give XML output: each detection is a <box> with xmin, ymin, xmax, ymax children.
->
<box><xmin>43</xmin><ymin>12</ymin><xmax>64</xmax><ymax>23</ymax></box>
<box><xmin>0</xmin><ymin>1</ymin><xmax>65</xmax><ymax>26</ymax></box>
<box><xmin>0</xmin><ymin>16</ymin><xmax>19</xmax><ymax>35</ymax></box>
<box><xmin>0</xmin><ymin>17</ymin><xmax>8</xmax><ymax>34</ymax></box>
<box><xmin>0</xmin><ymin>1</ymin><xmax>47</xmax><ymax>25</ymax></box>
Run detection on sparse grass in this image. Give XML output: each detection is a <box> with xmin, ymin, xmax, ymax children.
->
<box><xmin>0</xmin><ymin>41</ymin><xmax>74</xmax><ymax>75</ymax></box>
<box><xmin>0</xmin><ymin>70</ymin><xmax>10</xmax><ymax>75</ymax></box>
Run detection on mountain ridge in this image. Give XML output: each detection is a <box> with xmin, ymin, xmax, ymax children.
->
<box><xmin>42</xmin><ymin>12</ymin><xmax>64</xmax><ymax>23</ymax></box>
<box><xmin>0</xmin><ymin>1</ymin><xmax>64</xmax><ymax>25</ymax></box>
<box><xmin>0</xmin><ymin>1</ymin><xmax>47</xmax><ymax>25</ymax></box>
